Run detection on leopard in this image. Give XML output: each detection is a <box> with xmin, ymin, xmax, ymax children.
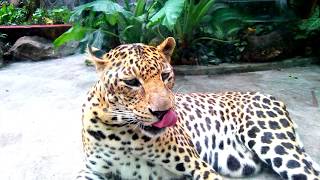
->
<box><xmin>76</xmin><ymin>37</ymin><xmax>320</xmax><ymax>180</ymax></box>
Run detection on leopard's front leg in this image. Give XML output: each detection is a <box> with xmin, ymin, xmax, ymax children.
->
<box><xmin>133</xmin><ymin>128</ymin><xmax>223</xmax><ymax>180</ymax></box>
<box><xmin>166</xmin><ymin>149</ymin><xmax>223</xmax><ymax>180</ymax></box>
<box><xmin>136</xmin><ymin>147</ymin><xmax>223</xmax><ymax>180</ymax></box>
<box><xmin>186</xmin><ymin>159</ymin><xmax>223</xmax><ymax>180</ymax></box>
<box><xmin>76</xmin><ymin>169</ymin><xmax>109</xmax><ymax>180</ymax></box>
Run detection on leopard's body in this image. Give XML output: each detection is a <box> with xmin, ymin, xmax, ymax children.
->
<box><xmin>77</xmin><ymin>38</ymin><xmax>320</xmax><ymax>180</ymax></box>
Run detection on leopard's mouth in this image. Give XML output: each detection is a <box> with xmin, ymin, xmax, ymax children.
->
<box><xmin>138</xmin><ymin>109</ymin><xmax>177</xmax><ymax>137</ymax></box>
<box><xmin>140</xmin><ymin>124</ymin><xmax>166</xmax><ymax>136</ymax></box>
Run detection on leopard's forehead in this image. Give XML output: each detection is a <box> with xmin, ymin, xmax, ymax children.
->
<box><xmin>105</xmin><ymin>43</ymin><xmax>169</xmax><ymax>79</ymax></box>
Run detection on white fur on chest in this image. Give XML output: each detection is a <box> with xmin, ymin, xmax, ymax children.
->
<box><xmin>90</xmin><ymin>148</ymin><xmax>179</xmax><ymax>180</ymax></box>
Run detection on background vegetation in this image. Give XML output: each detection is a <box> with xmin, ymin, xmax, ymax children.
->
<box><xmin>54</xmin><ymin>0</ymin><xmax>250</xmax><ymax>64</ymax></box>
<box><xmin>0</xmin><ymin>1</ymin><xmax>71</xmax><ymax>25</ymax></box>
<box><xmin>1</xmin><ymin>0</ymin><xmax>319</xmax><ymax>65</ymax></box>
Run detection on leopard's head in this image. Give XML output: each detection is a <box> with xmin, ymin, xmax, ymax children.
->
<box><xmin>87</xmin><ymin>37</ymin><xmax>177</xmax><ymax>137</ymax></box>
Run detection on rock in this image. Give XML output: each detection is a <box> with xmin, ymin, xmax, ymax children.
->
<box><xmin>56</xmin><ymin>41</ymin><xmax>79</xmax><ymax>57</ymax></box>
<box><xmin>7</xmin><ymin>36</ymin><xmax>57</xmax><ymax>61</ymax></box>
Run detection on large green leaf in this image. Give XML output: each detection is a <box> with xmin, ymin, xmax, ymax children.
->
<box><xmin>70</xmin><ymin>0</ymin><xmax>132</xmax><ymax>22</ymax></box>
<box><xmin>178</xmin><ymin>0</ymin><xmax>215</xmax><ymax>40</ymax></box>
<box><xmin>192</xmin><ymin>0</ymin><xmax>215</xmax><ymax>26</ymax></box>
<box><xmin>209</xmin><ymin>3</ymin><xmax>246</xmax><ymax>40</ymax></box>
<box><xmin>53</xmin><ymin>25</ymin><xmax>89</xmax><ymax>47</ymax></box>
<box><xmin>212</xmin><ymin>24</ymin><xmax>224</xmax><ymax>40</ymax></box>
<box><xmin>148</xmin><ymin>0</ymin><xmax>185</xmax><ymax>30</ymax></box>
<box><xmin>134</xmin><ymin>0</ymin><xmax>146</xmax><ymax>17</ymax></box>
<box><xmin>211</xmin><ymin>6</ymin><xmax>243</xmax><ymax>24</ymax></box>
<box><xmin>299</xmin><ymin>7</ymin><xmax>320</xmax><ymax>31</ymax></box>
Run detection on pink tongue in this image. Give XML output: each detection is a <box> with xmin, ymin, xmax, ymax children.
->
<box><xmin>152</xmin><ymin>110</ymin><xmax>177</xmax><ymax>128</ymax></box>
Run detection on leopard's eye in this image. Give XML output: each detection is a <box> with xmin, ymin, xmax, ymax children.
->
<box><xmin>123</xmin><ymin>78</ymin><xmax>141</xmax><ymax>87</ymax></box>
<box><xmin>161</xmin><ymin>72</ymin><xmax>170</xmax><ymax>80</ymax></box>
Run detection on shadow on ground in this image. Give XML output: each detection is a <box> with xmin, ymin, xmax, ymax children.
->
<box><xmin>0</xmin><ymin>55</ymin><xmax>319</xmax><ymax>180</ymax></box>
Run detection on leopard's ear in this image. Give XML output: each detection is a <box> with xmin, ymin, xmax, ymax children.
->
<box><xmin>157</xmin><ymin>37</ymin><xmax>176</xmax><ymax>62</ymax></box>
<box><xmin>86</xmin><ymin>46</ymin><xmax>108</xmax><ymax>72</ymax></box>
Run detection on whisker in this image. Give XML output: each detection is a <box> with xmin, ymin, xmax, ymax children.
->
<box><xmin>133</xmin><ymin>122</ymin><xmax>142</xmax><ymax>130</ymax></box>
<box><xmin>103</xmin><ymin>106</ymin><xmax>151</xmax><ymax>129</ymax></box>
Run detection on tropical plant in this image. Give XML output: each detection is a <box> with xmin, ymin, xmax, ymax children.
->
<box><xmin>176</xmin><ymin>0</ymin><xmax>215</xmax><ymax>47</ymax></box>
<box><xmin>55</xmin><ymin>0</ymin><xmax>217</xmax><ymax>48</ymax></box>
<box><xmin>204</xmin><ymin>3</ymin><xmax>246</xmax><ymax>41</ymax></box>
<box><xmin>294</xmin><ymin>6</ymin><xmax>320</xmax><ymax>39</ymax></box>
<box><xmin>54</xmin><ymin>0</ymin><xmax>161</xmax><ymax>49</ymax></box>
<box><xmin>55</xmin><ymin>0</ymin><xmax>251</xmax><ymax>64</ymax></box>
<box><xmin>53</xmin><ymin>0</ymin><xmax>122</xmax><ymax>48</ymax></box>
<box><xmin>149</xmin><ymin>0</ymin><xmax>215</xmax><ymax>48</ymax></box>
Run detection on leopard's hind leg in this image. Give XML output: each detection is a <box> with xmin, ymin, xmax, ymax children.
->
<box><xmin>206</xmin><ymin>135</ymin><xmax>263</xmax><ymax>177</ymax></box>
<box><xmin>246</xmin><ymin>128</ymin><xmax>320</xmax><ymax>180</ymax></box>
<box><xmin>240</xmin><ymin>97</ymin><xmax>320</xmax><ymax>180</ymax></box>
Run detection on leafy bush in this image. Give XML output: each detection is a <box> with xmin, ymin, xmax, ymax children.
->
<box><xmin>205</xmin><ymin>3</ymin><xmax>246</xmax><ymax>41</ymax></box>
<box><xmin>54</xmin><ymin>0</ymin><xmax>161</xmax><ymax>49</ymax></box>
<box><xmin>31</xmin><ymin>7</ymin><xmax>71</xmax><ymax>24</ymax></box>
<box><xmin>148</xmin><ymin>0</ymin><xmax>215</xmax><ymax>48</ymax></box>
<box><xmin>0</xmin><ymin>3</ymin><xmax>28</xmax><ymax>25</ymax></box>
<box><xmin>0</xmin><ymin>2</ymin><xmax>70</xmax><ymax>25</ymax></box>
<box><xmin>48</xmin><ymin>7</ymin><xmax>71</xmax><ymax>24</ymax></box>
<box><xmin>55</xmin><ymin>0</ymin><xmax>218</xmax><ymax>57</ymax></box>
<box><xmin>55</xmin><ymin>0</ymin><xmax>250</xmax><ymax>64</ymax></box>
<box><xmin>54</xmin><ymin>0</ymin><xmax>126</xmax><ymax>48</ymax></box>
<box><xmin>31</xmin><ymin>8</ymin><xmax>47</xmax><ymax>24</ymax></box>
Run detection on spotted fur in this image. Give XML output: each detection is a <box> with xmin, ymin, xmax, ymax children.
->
<box><xmin>77</xmin><ymin>37</ymin><xmax>320</xmax><ymax>180</ymax></box>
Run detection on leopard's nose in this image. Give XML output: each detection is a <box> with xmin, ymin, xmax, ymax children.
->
<box><xmin>149</xmin><ymin>108</ymin><xmax>169</xmax><ymax>120</ymax></box>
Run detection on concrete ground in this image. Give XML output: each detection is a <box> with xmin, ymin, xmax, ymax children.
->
<box><xmin>0</xmin><ymin>54</ymin><xmax>319</xmax><ymax>180</ymax></box>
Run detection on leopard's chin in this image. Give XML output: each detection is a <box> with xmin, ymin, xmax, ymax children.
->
<box><xmin>140</xmin><ymin>125</ymin><xmax>166</xmax><ymax>138</ymax></box>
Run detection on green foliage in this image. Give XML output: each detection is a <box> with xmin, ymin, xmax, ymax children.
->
<box><xmin>150</xmin><ymin>0</ymin><xmax>242</xmax><ymax>46</ymax></box>
<box><xmin>205</xmin><ymin>3</ymin><xmax>246</xmax><ymax>40</ymax></box>
<box><xmin>55</xmin><ymin>0</ymin><xmax>219</xmax><ymax>49</ymax></box>
<box><xmin>70</xmin><ymin>0</ymin><xmax>131</xmax><ymax>20</ymax></box>
<box><xmin>295</xmin><ymin>7</ymin><xmax>320</xmax><ymax>39</ymax></box>
<box><xmin>114</xmin><ymin>0</ymin><xmax>157</xmax><ymax>43</ymax></box>
<box><xmin>0</xmin><ymin>3</ymin><xmax>28</xmax><ymax>25</ymax></box>
<box><xmin>31</xmin><ymin>7</ymin><xmax>71</xmax><ymax>24</ymax></box>
<box><xmin>54</xmin><ymin>0</ymin><xmax>249</xmax><ymax>64</ymax></box>
<box><xmin>148</xmin><ymin>0</ymin><xmax>185</xmax><ymax>30</ymax></box>
<box><xmin>54</xmin><ymin>24</ymin><xmax>87</xmax><ymax>47</ymax></box>
<box><xmin>48</xmin><ymin>7</ymin><xmax>71</xmax><ymax>24</ymax></box>
<box><xmin>55</xmin><ymin>0</ymin><xmax>126</xmax><ymax>49</ymax></box>
<box><xmin>0</xmin><ymin>2</ymin><xmax>70</xmax><ymax>25</ymax></box>
<box><xmin>54</xmin><ymin>0</ymin><xmax>161</xmax><ymax>49</ymax></box>
<box><xmin>159</xmin><ymin>0</ymin><xmax>215</xmax><ymax>47</ymax></box>
<box><xmin>178</xmin><ymin>0</ymin><xmax>215</xmax><ymax>41</ymax></box>
<box><xmin>31</xmin><ymin>8</ymin><xmax>47</xmax><ymax>24</ymax></box>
